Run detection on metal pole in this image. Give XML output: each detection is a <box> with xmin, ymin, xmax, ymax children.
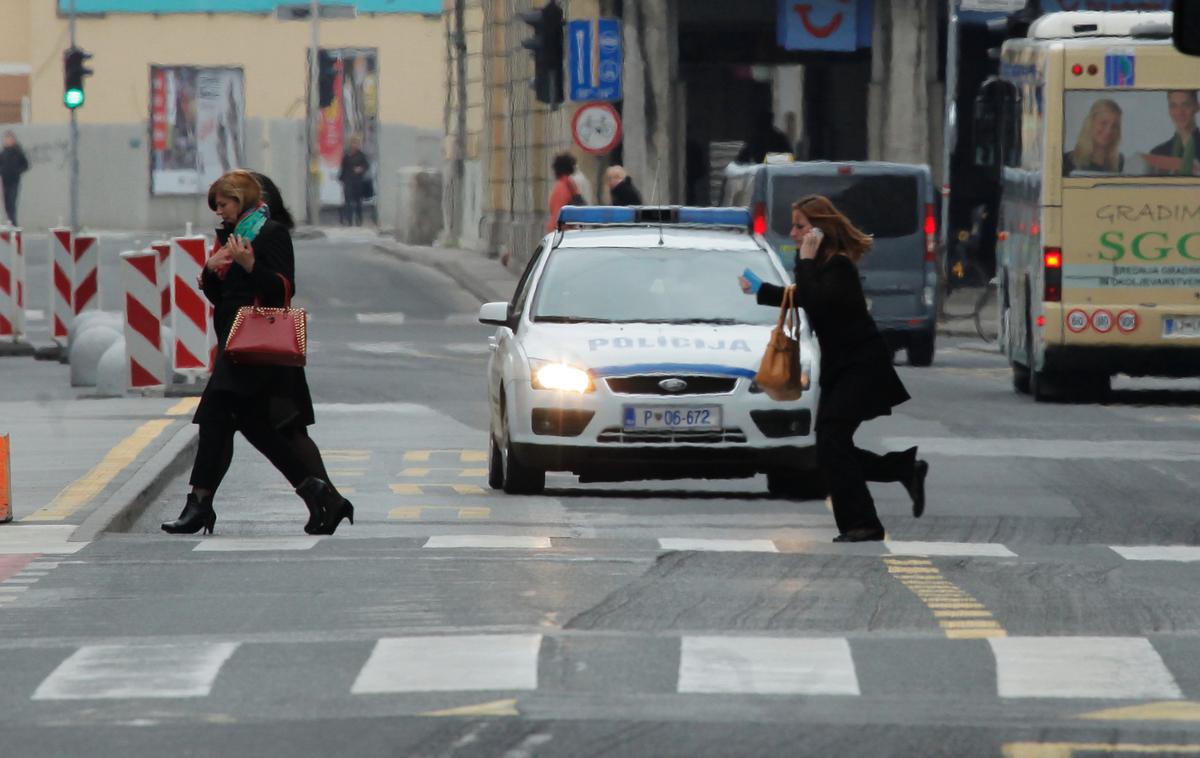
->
<box><xmin>69</xmin><ymin>0</ymin><xmax>79</xmax><ymax>233</ymax></box>
<box><xmin>307</xmin><ymin>0</ymin><xmax>320</xmax><ymax>225</ymax></box>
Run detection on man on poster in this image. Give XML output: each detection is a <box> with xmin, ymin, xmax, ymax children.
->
<box><xmin>1145</xmin><ymin>89</ymin><xmax>1200</xmax><ymax>176</ymax></box>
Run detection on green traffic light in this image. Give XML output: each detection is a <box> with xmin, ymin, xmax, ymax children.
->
<box><xmin>64</xmin><ymin>88</ymin><xmax>84</xmax><ymax>109</ymax></box>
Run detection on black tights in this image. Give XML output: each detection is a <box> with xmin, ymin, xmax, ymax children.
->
<box><xmin>817</xmin><ymin>418</ymin><xmax>915</xmax><ymax>534</ymax></box>
<box><xmin>189</xmin><ymin>415</ymin><xmax>332</xmax><ymax>494</ymax></box>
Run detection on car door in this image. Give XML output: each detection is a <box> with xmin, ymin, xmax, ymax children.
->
<box><xmin>491</xmin><ymin>242</ymin><xmax>547</xmax><ymax>430</ymax></box>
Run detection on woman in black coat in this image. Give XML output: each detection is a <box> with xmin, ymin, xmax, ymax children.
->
<box><xmin>162</xmin><ymin>169</ymin><xmax>353</xmax><ymax>536</ymax></box>
<box><xmin>741</xmin><ymin>194</ymin><xmax>928</xmax><ymax>542</ymax></box>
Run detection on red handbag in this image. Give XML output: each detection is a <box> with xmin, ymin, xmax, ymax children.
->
<box><xmin>224</xmin><ymin>274</ymin><xmax>308</xmax><ymax>367</ymax></box>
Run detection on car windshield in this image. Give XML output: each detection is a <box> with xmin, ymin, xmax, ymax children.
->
<box><xmin>531</xmin><ymin>246</ymin><xmax>784</xmax><ymax>325</ymax></box>
<box><xmin>769</xmin><ymin>174</ymin><xmax>920</xmax><ymax>238</ymax></box>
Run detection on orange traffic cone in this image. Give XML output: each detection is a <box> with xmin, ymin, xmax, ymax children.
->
<box><xmin>0</xmin><ymin>434</ymin><xmax>11</xmax><ymax>523</ymax></box>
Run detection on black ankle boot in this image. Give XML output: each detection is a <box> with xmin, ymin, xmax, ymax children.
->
<box><xmin>161</xmin><ymin>493</ymin><xmax>216</xmax><ymax>535</ymax></box>
<box><xmin>296</xmin><ymin>477</ymin><xmax>355</xmax><ymax>535</ymax></box>
<box><xmin>900</xmin><ymin>448</ymin><xmax>928</xmax><ymax>519</ymax></box>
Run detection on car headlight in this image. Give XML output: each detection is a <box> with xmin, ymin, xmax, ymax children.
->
<box><xmin>530</xmin><ymin>360</ymin><xmax>594</xmax><ymax>393</ymax></box>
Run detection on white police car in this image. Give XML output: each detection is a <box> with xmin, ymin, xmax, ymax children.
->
<box><xmin>478</xmin><ymin>206</ymin><xmax>822</xmax><ymax>496</ymax></box>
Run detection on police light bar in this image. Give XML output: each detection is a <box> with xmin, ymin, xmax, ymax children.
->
<box><xmin>557</xmin><ymin>206</ymin><xmax>752</xmax><ymax>230</ymax></box>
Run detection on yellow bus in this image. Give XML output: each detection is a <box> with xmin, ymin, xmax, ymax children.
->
<box><xmin>984</xmin><ymin>11</ymin><xmax>1200</xmax><ymax>401</ymax></box>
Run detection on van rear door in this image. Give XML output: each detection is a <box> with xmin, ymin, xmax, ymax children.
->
<box><xmin>766</xmin><ymin>167</ymin><xmax>927</xmax><ymax>325</ymax></box>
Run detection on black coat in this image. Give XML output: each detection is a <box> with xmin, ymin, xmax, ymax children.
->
<box><xmin>339</xmin><ymin>150</ymin><xmax>370</xmax><ymax>197</ymax></box>
<box><xmin>610</xmin><ymin>177</ymin><xmax>643</xmax><ymax>206</ymax></box>
<box><xmin>758</xmin><ymin>253</ymin><xmax>910</xmax><ymax>423</ymax></box>
<box><xmin>0</xmin><ymin>144</ymin><xmax>28</xmax><ymax>184</ymax></box>
<box><xmin>193</xmin><ymin>218</ymin><xmax>315</xmax><ymax>429</ymax></box>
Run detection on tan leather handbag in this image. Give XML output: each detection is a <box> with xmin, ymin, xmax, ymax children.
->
<box><xmin>754</xmin><ymin>285</ymin><xmax>804</xmax><ymax>401</ymax></box>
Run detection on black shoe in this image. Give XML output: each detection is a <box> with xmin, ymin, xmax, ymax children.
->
<box><xmin>296</xmin><ymin>477</ymin><xmax>355</xmax><ymax>535</ymax></box>
<box><xmin>832</xmin><ymin>528</ymin><xmax>885</xmax><ymax>543</ymax></box>
<box><xmin>905</xmin><ymin>459</ymin><xmax>929</xmax><ymax>519</ymax></box>
<box><xmin>161</xmin><ymin>493</ymin><xmax>216</xmax><ymax>535</ymax></box>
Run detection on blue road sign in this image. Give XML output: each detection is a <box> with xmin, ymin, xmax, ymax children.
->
<box><xmin>568</xmin><ymin>17</ymin><xmax>622</xmax><ymax>102</ymax></box>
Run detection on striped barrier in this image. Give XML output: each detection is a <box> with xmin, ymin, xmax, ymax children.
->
<box><xmin>72</xmin><ymin>234</ymin><xmax>100</xmax><ymax>317</ymax></box>
<box><xmin>150</xmin><ymin>240</ymin><xmax>171</xmax><ymax>319</ymax></box>
<box><xmin>49</xmin><ymin>228</ymin><xmax>72</xmax><ymax>344</ymax></box>
<box><xmin>0</xmin><ymin>226</ymin><xmax>23</xmax><ymax>340</ymax></box>
<box><xmin>170</xmin><ymin>234</ymin><xmax>210</xmax><ymax>373</ymax></box>
<box><xmin>120</xmin><ymin>250</ymin><xmax>166</xmax><ymax>389</ymax></box>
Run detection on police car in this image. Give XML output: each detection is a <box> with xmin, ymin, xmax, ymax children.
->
<box><xmin>479</xmin><ymin>206</ymin><xmax>822</xmax><ymax>496</ymax></box>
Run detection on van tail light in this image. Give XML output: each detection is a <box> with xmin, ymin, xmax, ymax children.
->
<box><xmin>752</xmin><ymin>202</ymin><xmax>767</xmax><ymax>235</ymax></box>
<box><xmin>1044</xmin><ymin>247</ymin><xmax>1062</xmax><ymax>302</ymax></box>
<box><xmin>924</xmin><ymin>203</ymin><xmax>937</xmax><ymax>263</ymax></box>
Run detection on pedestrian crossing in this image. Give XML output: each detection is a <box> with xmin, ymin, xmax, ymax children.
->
<box><xmin>19</xmin><ymin>632</ymin><xmax>1193</xmax><ymax>703</ymax></box>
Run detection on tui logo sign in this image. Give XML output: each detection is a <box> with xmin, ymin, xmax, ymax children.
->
<box><xmin>777</xmin><ymin>0</ymin><xmax>872</xmax><ymax>52</ymax></box>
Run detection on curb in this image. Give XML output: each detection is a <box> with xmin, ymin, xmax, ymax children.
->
<box><xmin>372</xmin><ymin>241</ymin><xmax>507</xmax><ymax>304</ymax></box>
<box><xmin>0</xmin><ymin>341</ymin><xmax>35</xmax><ymax>358</ymax></box>
<box><xmin>71</xmin><ymin>421</ymin><xmax>199</xmax><ymax>542</ymax></box>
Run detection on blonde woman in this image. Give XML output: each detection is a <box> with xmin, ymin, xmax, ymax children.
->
<box><xmin>1064</xmin><ymin>99</ymin><xmax>1124</xmax><ymax>175</ymax></box>
<box><xmin>740</xmin><ymin>195</ymin><xmax>927</xmax><ymax>542</ymax></box>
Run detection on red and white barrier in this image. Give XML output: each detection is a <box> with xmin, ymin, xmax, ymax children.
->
<box><xmin>170</xmin><ymin>234</ymin><xmax>210</xmax><ymax>373</ymax></box>
<box><xmin>49</xmin><ymin>228</ymin><xmax>73</xmax><ymax>344</ymax></box>
<box><xmin>0</xmin><ymin>227</ymin><xmax>23</xmax><ymax>340</ymax></box>
<box><xmin>150</xmin><ymin>240</ymin><xmax>171</xmax><ymax>319</ymax></box>
<box><xmin>72</xmin><ymin>234</ymin><xmax>99</xmax><ymax>318</ymax></box>
<box><xmin>120</xmin><ymin>250</ymin><xmax>165</xmax><ymax>389</ymax></box>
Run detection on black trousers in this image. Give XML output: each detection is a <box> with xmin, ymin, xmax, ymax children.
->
<box><xmin>189</xmin><ymin>415</ymin><xmax>330</xmax><ymax>493</ymax></box>
<box><xmin>2</xmin><ymin>179</ymin><xmax>18</xmax><ymax>226</ymax></box>
<box><xmin>341</xmin><ymin>191</ymin><xmax>363</xmax><ymax>226</ymax></box>
<box><xmin>816</xmin><ymin>417</ymin><xmax>914</xmax><ymax>534</ymax></box>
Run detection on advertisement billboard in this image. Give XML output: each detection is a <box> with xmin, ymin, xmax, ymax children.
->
<box><xmin>149</xmin><ymin>66</ymin><xmax>245</xmax><ymax>196</ymax></box>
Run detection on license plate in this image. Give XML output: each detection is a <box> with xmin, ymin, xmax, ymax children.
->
<box><xmin>623</xmin><ymin>406</ymin><xmax>721</xmax><ymax>430</ymax></box>
<box><xmin>1163</xmin><ymin>316</ymin><xmax>1200</xmax><ymax>338</ymax></box>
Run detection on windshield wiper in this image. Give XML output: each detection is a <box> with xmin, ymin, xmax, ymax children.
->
<box><xmin>534</xmin><ymin>316</ymin><xmax>616</xmax><ymax>324</ymax></box>
<box><xmin>613</xmin><ymin>318</ymin><xmax>740</xmax><ymax>325</ymax></box>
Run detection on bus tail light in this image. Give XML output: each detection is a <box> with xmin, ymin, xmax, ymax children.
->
<box><xmin>752</xmin><ymin>202</ymin><xmax>767</xmax><ymax>235</ymax></box>
<box><xmin>924</xmin><ymin>203</ymin><xmax>937</xmax><ymax>263</ymax></box>
<box><xmin>1044</xmin><ymin>247</ymin><xmax>1062</xmax><ymax>302</ymax></box>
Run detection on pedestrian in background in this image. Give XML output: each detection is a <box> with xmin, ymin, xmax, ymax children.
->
<box><xmin>338</xmin><ymin>134</ymin><xmax>370</xmax><ymax>226</ymax></box>
<box><xmin>605</xmin><ymin>165</ymin><xmax>643</xmax><ymax>206</ymax></box>
<box><xmin>546</xmin><ymin>152</ymin><xmax>584</xmax><ymax>232</ymax></box>
<box><xmin>0</xmin><ymin>131</ymin><xmax>29</xmax><ymax>226</ymax></box>
<box><xmin>740</xmin><ymin>194</ymin><xmax>928</xmax><ymax>542</ymax></box>
<box><xmin>163</xmin><ymin>169</ymin><xmax>353</xmax><ymax>537</ymax></box>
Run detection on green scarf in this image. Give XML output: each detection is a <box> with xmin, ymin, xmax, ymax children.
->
<box><xmin>233</xmin><ymin>202</ymin><xmax>269</xmax><ymax>241</ymax></box>
<box><xmin>1172</xmin><ymin>133</ymin><xmax>1197</xmax><ymax>176</ymax></box>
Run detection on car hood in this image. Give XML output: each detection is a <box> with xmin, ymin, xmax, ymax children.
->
<box><xmin>521</xmin><ymin>322</ymin><xmax>791</xmax><ymax>377</ymax></box>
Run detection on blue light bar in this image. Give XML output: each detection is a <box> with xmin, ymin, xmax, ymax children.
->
<box><xmin>557</xmin><ymin>205</ymin><xmax>752</xmax><ymax>230</ymax></box>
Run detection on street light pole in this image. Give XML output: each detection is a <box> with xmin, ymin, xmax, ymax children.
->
<box><xmin>68</xmin><ymin>0</ymin><xmax>79</xmax><ymax>233</ymax></box>
<box><xmin>307</xmin><ymin>0</ymin><xmax>320</xmax><ymax>225</ymax></box>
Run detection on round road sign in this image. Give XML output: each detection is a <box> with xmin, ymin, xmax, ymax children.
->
<box><xmin>1118</xmin><ymin>310</ymin><xmax>1139</xmax><ymax>333</ymax></box>
<box><xmin>572</xmin><ymin>102</ymin><xmax>622</xmax><ymax>156</ymax></box>
<box><xmin>1066</xmin><ymin>309</ymin><xmax>1088</xmax><ymax>333</ymax></box>
<box><xmin>1091</xmin><ymin>309</ymin><xmax>1114</xmax><ymax>333</ymax></box>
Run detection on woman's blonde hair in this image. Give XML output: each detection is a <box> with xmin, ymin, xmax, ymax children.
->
<box><xmin>207</xmin><ymin>169</ymin><xmax>262</xmax><ymax>215</ymax></box>
<box><xmin>792</xmin><ymin>194</ymin><xmax>873</xmax><ymax>263</ymax></box>
<box><xmin>1072</xmin><ymin>99</ymin><xmax>1123</xmax><ymax>172</ymax></box>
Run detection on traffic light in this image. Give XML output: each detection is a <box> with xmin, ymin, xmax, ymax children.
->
<box><xmin>63</xmin><ymin>47</ymin><xmax>93</xmax><ymax>110</ymax></box>
<box><xmin>521</xmin><ymin>1</ymin><xmax>564</xmax><ymax>106</ymax></box>
<box><xmin>317</xmin><ymin>50</ymin><xmax>338</xmax><ymax>109</ymax></box>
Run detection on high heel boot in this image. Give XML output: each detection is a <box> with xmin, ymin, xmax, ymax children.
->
<box><xmin>161</xmin><ymin>492</ymin><xmax>216</xmax><ymax>535</ymax></box>
<box><xmin>296</xmin><ymin>477</ymin><xmax>355</xmax><ymax>535</ymax></box>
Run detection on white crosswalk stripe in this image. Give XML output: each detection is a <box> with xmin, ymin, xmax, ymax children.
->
<box><xmin>1110</xmin><ymin>546</ymin><xmax>1200</xmax><ymax>562</ymax></box>
<box><xmin>423</xmin><ymin>535</ymin><xmax>553</xmax><ymax>549</ymax></box>
<box><xmin>658</xmin><ymin>538</ymin><xmax>779</xmax><ymax>553</ymax></box>
<box><xmin>352</xmin><ymin>635</ymin><xmax>543</xmax><ymax>694</ymax></box>
<box><xmin>678</xmin><ymin>636</ymin><xmax>860</xmax><ymax>695</ymax></box>
<box><xmin>989</xmin><ymin>637</ymin><xmax>1183</xmax><ymax>700</ymax></box>
<box><xmin>355</xmin><ymin>312</ymin><xmax>406</xmax><ymax>325</ymax></box>
<box><xmin>33</xmin><ymin>642</ymin><xmax>239</xmax><ymax>700</ymax></box>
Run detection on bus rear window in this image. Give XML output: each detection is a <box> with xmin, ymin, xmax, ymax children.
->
<box><xmin>769</xmin><ymin>175</ymin><xmax>919</xmax><ymax>238</ymax></box>
<box><xmin>1063</xmin><ymin>89</ymin><xmax>1200</xmax><ymax>177</ymax></box>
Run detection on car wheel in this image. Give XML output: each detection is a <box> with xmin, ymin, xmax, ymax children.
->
<box><xmin>767</xmin><ymin>470</ymin><xmax>827</xmax><ymax>500</ymax></box>
<box><xmin>499</xmin><ymin>396</ymin><xmax>545</xmax><ymax>495</ymax></box>
<box><xmin>907</xmin><ymin>328</ymin><xmax>936</xmax><ymax>367</ymax></box>
<box><xmin>487</xmin><ymin>433</ymin><xmax>504</xmax><ymax>490</ymax></box>
<box><xmin>1012</xmin><ymin>362</ymin><xmax>1031</xmax><ymax>394</ymax></box>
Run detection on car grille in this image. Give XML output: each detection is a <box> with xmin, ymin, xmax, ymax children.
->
<box><xmin>596</xmin><ymin>426</ymin><xmax>748</xmax><ymax>444</ymax></box>
<box><xmin>604</xmin><ymin>375</ymin><xmax>739</xmax><ymax>395</ymax></box>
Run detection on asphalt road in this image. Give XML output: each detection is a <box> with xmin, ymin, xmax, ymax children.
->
<box><xmin>6</xmin><ymin>233</ymin><xmax>1200</xmax><ymax>757</ymax></box>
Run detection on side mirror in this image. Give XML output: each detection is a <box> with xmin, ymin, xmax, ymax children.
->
<box><xmin>478</xmin><ymin>301</ymin><xmax>512</xmax><ymax>326</ymax></box>
<box><xmin>1175</xmin><ymin>0</ymin><xmax>1200</xmax><ymax>56</ymax></box>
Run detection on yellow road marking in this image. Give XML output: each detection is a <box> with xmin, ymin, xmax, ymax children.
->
<box><xmin>23</xmin><ymin>419</ymin><xmax>175</xmax><ymax>522</ymax></box>
<box><xmin>458</xmin><ymin>506</ymin><xmax>490</xmax><ymax>519</ymax></box>
<box><xmin>399</xmin><ymin>467</ymin><xmax>487</xmax><ymax>478</ymax></box>
<box><xmin>460</xmin><ymin>468</ymin><xmax>488</xmax><ymax>477</ymax></box>
<box><xmin>401</xmin><ymin>468</ymin><xmax>431</xmax><ymax>477</ymax></box>
<box><xmin>403</xmin><ymin>451</ymin><xmax>431</xmax><ymax>462</ymax></box>
<box><xmin>328</xmin><ymin>469</ymin><xmax>366</xmax><ymax>477</ymax></box>
<box><xmin>326</xmin><ymin>449</ymin><xmax>371</xmax><ymax>461</ymax></box>
<box><xmin>421</xmin><ymin>698</ymin><xmax>518</xmax><ymax>717</ymax></box>
<box><xmin>404</xmin><ymin>450</ymin><xmax>487</xmax><ymax>463</ymax></box>
<box><xmin>459</xmin><ymin>451</ymin><xmax>486</xmax><ymax>463</ymax></box>
<box><xmin>1004</xmin><ymin>743</ymin><xmax>1200</xmax><ymax>757</ymax></box>
<box><xmin>388</xmin><ymin>505</ymin><xmax>492</xmax><ymax>521</ymax></box>
<box><xmin>884</xmin><ymin>556</ymin><xmax>1006</xmax><ymax>639</ymax></box>
<box><xmin>1078</xmin><ymin>701</ymin><xmax>1200</xmax><ymax>722</ymax></box>
<box><xmin>390</xmin><ymin>506</ymin><xmax>423</xmax><ymax>519</ymax></box>
<box><xmin>165</xmin><ymin>397</ymin><xmax>200</xmax><ymax>416</ymax></box>
<box><xmin>452</xmin><ymin>484</ymin><xmax>485</xmax><ymax>495</ymax></box>
<box><xmin>390</xmin><ymin>484</ymin><xmax>422</xmax><ymax>495</ymax></box>
<box><xmin>390</xmin><ymin>483</ymin><xmax>485</xmax><ymax>496</ymax></box>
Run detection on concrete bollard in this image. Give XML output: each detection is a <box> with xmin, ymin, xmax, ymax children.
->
<box><xmin>69</xmin><ymin>324</ymin><xmax>122</xmax><ymax>387</ymax></box>
<box><xmin>95</xmin><ymin>338</ymin><xmax>127</xmax><ymax>397</ymax></box>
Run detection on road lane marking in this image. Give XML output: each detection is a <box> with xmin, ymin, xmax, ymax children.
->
<box><xmin>327</xmin><ymin>469</ymin><xmax>367</xmax><ymax>477</ymax></box>
<box><xmin>355</xmin><ymin>312</ymin><xmax>406</xmax><ymax>325</ymax></box>
<box><xmin>424</xmin><ymin>535</ymin><xmax>551</xmax><ymax>549</ymax></box>
<box><xmin>1078</xmin><ymin>701</ymin><xmax>1200</xmax><ymax>721</ymax></box>
<box><xmin>1111</xmin><ymin>546</ymin><xmax>1200</xmax><ymax>562</ymax></box>
<box><xmin>678</xmin><ymin>637</ymin><xmax>859</xmax><ymax>695</ymax></box>
<box><xmin>1004</xmin><ymin>744</ymin><xmax>1200</xmax><ymax>757</ymax></box>
<box><xmin>421</xmin><ymin>699</ymin><xmax>520</xmax><ymax>717</ymax></box>
<box><xmin>0</xmin><ymin>525</ymin><xmax>87</xmax><ymax>554</ymax></box>
<box><xmin>165</xmin><ymin>397</ymin><xmax>200</xmax><ymax>416</ymax></box>
<box><xmin>885</xmin><ymin>556</ymin><xmax>1006</xmax><ymax>639</ymax></box>
<box><xmin>390</xmin><ymin>483</ymin><xmax>486</xmax><ymax>496</ymax></box>
<box><xmin>657</xmin><ymin>538</ymin><xmax>779</xmax><ymax>553</ymax></box>
<box><xmin>886</xmin><ymin>541</ymin><xmax>1016</xmax><ymax>558</ymax></box>
<box><xmin>883</xmin><ymin>437</ymin><xmax>1200</xmax><ymax>462</ymax></box>
<box><xmin>389</xmin><ymin>506</ymin><xmax>492</xmax><ymax>521</ymax></box>
<box><xmin>33</xmin><ymin>642</ymin><xmax>238</xmax><ymax>699</ymax></box>
<box><xmin>23</xmin><ymin>419</ymin><xmax>175</xmax><ymax>522</ymax></box>
<box><xmin>325</xmin><ymin>449</ymin><xmax>371</xmax><ymax>462</ymax></box>
<box><xmin>989</xmin><ymin>637</ymin><xmax>1182</xmax><ymax>700</ymax></box>
<box><xmin>352</xmin><ymin>635</ymin><xmax>541</xmax><ymax>694</ymax></box>
<box><xmin>192</xmin><ymin>537</ymin><xmax>320</xmax><ymax>552</ymax></box>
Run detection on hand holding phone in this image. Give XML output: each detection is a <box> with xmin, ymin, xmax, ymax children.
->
<box><xmin>740</xmin><ymin>268</ymin><xmax>763</xmax><ymax>294</ymax></box>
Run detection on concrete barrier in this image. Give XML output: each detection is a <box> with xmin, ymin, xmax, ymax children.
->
<box><xmin>95</xmin><ymin>338</ymin><xmax>127</xmax><ymax>397</ymax></box>
<box><xmin>394</xmin><ymin>168</ymin><xmax>444</xmax><ymax>246</ymax></box>
<box><xmin>69</xmin><ymin>324</ymin><xmax>122</xmax><ymax>387</ymax></box>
